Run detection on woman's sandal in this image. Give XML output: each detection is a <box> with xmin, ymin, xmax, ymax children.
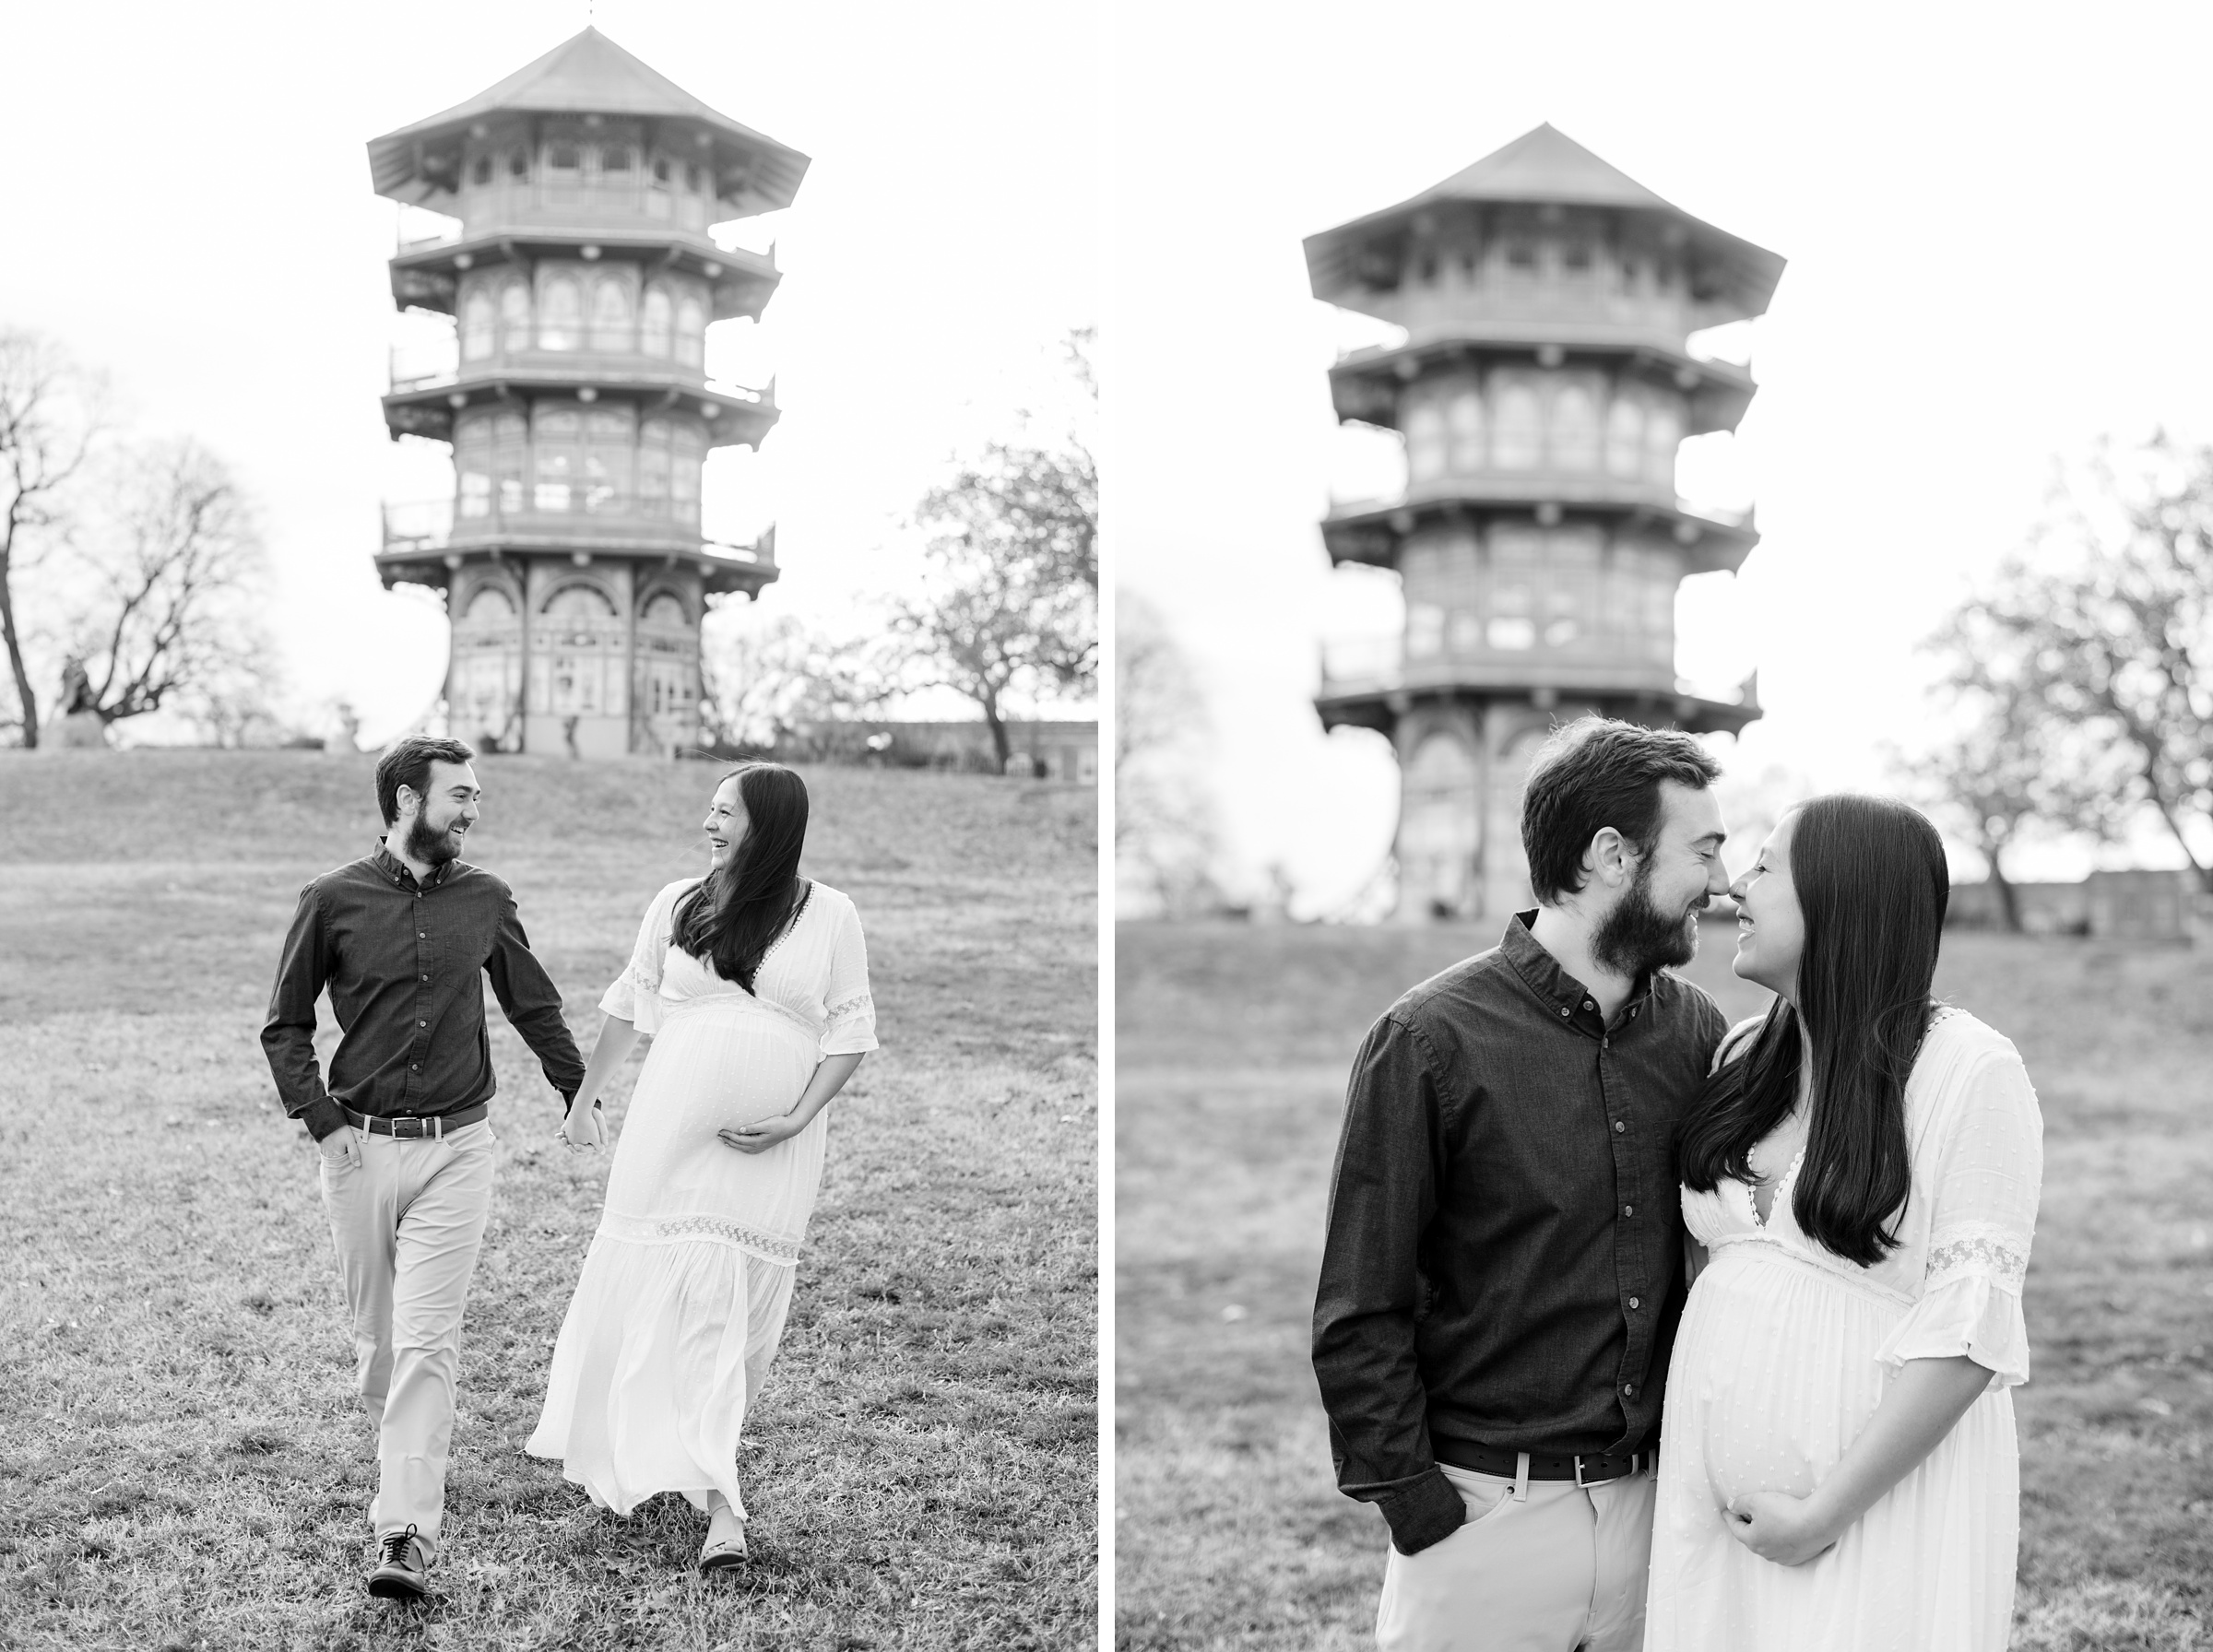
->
<box><xmin>698</xmin><ymin>1529</ymin><xmax>748</xmax><ymax>1574</ymax></box>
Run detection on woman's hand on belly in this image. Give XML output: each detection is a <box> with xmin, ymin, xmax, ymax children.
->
<box><xmin>719</xmin><ymin>1111</ymin><xmax>805</xmax><ymax>1153</ymax></box>
<box><xmin>1722</xmin><ymin>1490</ymin><xmax>1840</xmax><ymax>1567</ymax></box>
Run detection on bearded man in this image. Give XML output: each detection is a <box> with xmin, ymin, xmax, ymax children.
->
<box><xmin>262</xmin><ymin>736</ymin><xmax>586</xmax><ymax>1600</ymax></box>
<box><xmin>1313</xmin><ymin>716</ymin><xmax>1734</xmax><ymax>1652</ymax></box>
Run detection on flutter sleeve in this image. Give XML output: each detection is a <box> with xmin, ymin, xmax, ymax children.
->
<box><xmin>820</xmin><ymin>897</ymin><xmax>878</xmax><ymax>1056</ymax></box>
<box><xmin>598</xmin><ymin>879</ymin><xmax>694</xmax><ymax>1036</ymax></box>
<box><xmin>1875</xmin><ymin>1042</ymin><xmax>2044</xmax><ymax>1388</ymax></box>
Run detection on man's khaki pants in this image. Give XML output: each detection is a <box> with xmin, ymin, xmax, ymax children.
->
<box><xmin>320</xmin><ymin>1119</ymin><xmax>497</xmax><ymax>1563</ymax></box>
<box><xmin>1376</xmin><ymin>1461</ymin><xmax>1657</xmax><ymax>1652</ymax></box>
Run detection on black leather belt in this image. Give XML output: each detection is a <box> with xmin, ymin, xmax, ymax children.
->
<box><xmin>342</xmin><ymin>1103</ymin><xmax>488</xmax><ymax>1139</ymax></box>
<box><xmin>1434</xmin><ymin>1439</ymin><xmax>1654</xmax><ymax>1485</ymax></box>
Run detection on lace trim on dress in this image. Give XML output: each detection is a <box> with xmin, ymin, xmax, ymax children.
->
<box><xmin>825</xmin><ymin>990</ymin><xmax>873</xmax><ymax>1024</ymax></box>
<box><xmin>1924</xmin><ymin>1222</ymin><xmax>2029</xmax><ymax>1292</ymax></box>
<box><xmin>598</xmin><ymin>1208</ymin><xmax>802</xmax><ymax>1266</ymax></box>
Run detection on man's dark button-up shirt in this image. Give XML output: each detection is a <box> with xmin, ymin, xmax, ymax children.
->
<box><xmin>1312</xmin><ymin>911</ymin><xmax>1726</xmax><ymax>1553</ymax></box>
<box><xmin>261</xmin><ymin>843</ymin><xmax>587</xmax><ymax>1141</ymax></box>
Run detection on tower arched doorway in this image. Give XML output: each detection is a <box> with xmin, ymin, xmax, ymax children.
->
<box><xmin>1399</xmin><ymin>729</ymin><xmax>1480</xmax><ymax>920</ymax></box>
<box><xmin>450</xmin><ymin>581</ymin><xmax>522</xmax><ymax>752</ymax></box>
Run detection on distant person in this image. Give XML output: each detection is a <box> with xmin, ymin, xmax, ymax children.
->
<box><xmin>527</xmin><ymin>761</ymin><xmax>876</xmax><ymax>1573</ymax></box>
<box><xmin>1313</xmin><ymin>717</ymin><xmax>1733</xmax><ymax>1652</ymax></box>
<box><xmin>1645</xmin><ymin>796</ymin><xmax>2042</xmax><ymax>1650</ymax></box>
<box><xmin>261</xmin><ymin>736</ymin><xmax>586</xmax><ymax>1601</ymax></box>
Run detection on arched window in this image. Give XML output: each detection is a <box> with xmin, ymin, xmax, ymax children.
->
<box><xmin>670</xmin><ymin>424</ymin><xmax>704</xmax><ymax>525</ymax></box>
<box><xmin>463</xmin><ymin>584</ymin><xmax>515</xmax><ymax>623</ymax></box>
<box><xmin>471</xmin><ymin>154</ymin><xmax>491</xmax><ymax>187</ymax></box>
<box><xmin>641</xmin><ymin>591</ymin><xmax>687</xmax><ymax>627</ymax></box>
<box><xmin>1605</xmin><ymin>394</ymin><xmax>1644</xmax><ymax>478</ymax></box>
<box><xmin>499</xmin><ymin>283</ymin><xmax>531</xmax><ymax>355</ymax></box>
<box><xmin>542</xmin><ymin>584</ymin><xmax>621</xmax><ymax>717</ymax></box>
<box><xmin>539</xmin><ymin>277</ymin><xmax>582</xmax><ymax>351</ymax></box>
<box><xmin>1487</xmin><ymin>525</ymin><xmax>1541</xmax><ymax>649</ymax></box>
<box><xmin>1645</xmin><ymin>402</ymin><xmax>1683</xmax><ymax>490</ymax></box>
<box><xmin>1447</xmin><ymin>387</ymin><xmax>1485</xmax><ymax>472</ymax></box>
<box><xmin>491</xmin><ymin>411</ymin><xmax>527</xmax><ymax>513</ymax></box>
<box><xmin>584</xmin><ymin>407</ymin><xmax>633</xmax><ymax>513</ymax></box>
<box><xmin>1551</xmin><ymin>382</ymin><xmax>1601</xmax><ymax>472</ymax></box>
<box><xmin>534</xmin><ymin>406</ymin><xmax>582</xmax><ymax>511</ymax></box>
<box><xmin>674</xmin><ymin>294</ymin><xmax>705</xmax><ymax>367</ymax></box>
<box><xmin>641</xmin><ymin>287</ymin><xmax>673</xmax><ymax>357</ymax></box>
<box><xmin>639</xmin><ymin>418</ymin><xmax>673</xmax><ymax>516</ymax></box>
<box><xmin>588</xmin><ymin>278</ymin><xmax>632</xmax><ymax>353</ymax></box>
<box><xmin>454</xmin><ymin>411</ymin><xmax>492</xmax><ymax>518</ymax></box>
<box><xmin>1493</xmin><ymin>376</ymin><xmax>1542</xmax><ymax>470</ymax></box>
<box><xmin>461</xmin><ymin>290</ymin><xmax>494</xmax><ymax>361</ymax></box>
<box><xmin>545</xmin><ymin>584</ymin><xmax>616</xmax><ymax>619</ymax></box>
<box><xmin>507</xmin><ymin>148</ymin><xmax>529</xmax><ymax>181</ymax></box>
<box><xmin>1404</xmin><ymin>399</ymin><xmax>1447</xmax><ymax>482</ymax></box>
<box><xmin>647</xmin><ymin>153</ymin><xmax>674</xmax><ymax>219</ymax></box>
<box><xmin>600</xmin><ymin>144</ymin><xmax>632</xmax><ymax>177</ymax></box>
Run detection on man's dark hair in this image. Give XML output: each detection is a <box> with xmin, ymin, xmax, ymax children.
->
<box><xmin>375</xmin><ymin>736</ymin><xmax>477</xmax><ymax>826</ymax></box>
<box><xmin>1519</xmin><ymin>717</ymin><xmax>1722</xmax><ymax>903</ymax></box>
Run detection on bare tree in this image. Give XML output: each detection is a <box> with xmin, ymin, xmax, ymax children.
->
<box><xmin>0</xmin><ymin>331</ymin><xmax>105</xmax><ymax>745</ymax></box>
<box><xmin>1116</xmin><ymin>588</ymin><xmax>1221</xmax><ymax>915</ymax></box>
<box><xmin>698</xmin><ymin>612</ymin><xmax>890</xmax><ymax>754</ymax></box>
<box><xmin>1950</xmin><ymin>435</ymin><xmax>2213</xmax><ymax>890</ymax></box>
<box><xmin>65</xmin><ymin>440</ymin><xmax>274</xmax><ymax>734</ymax></box>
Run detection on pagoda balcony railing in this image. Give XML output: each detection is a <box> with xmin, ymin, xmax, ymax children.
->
<box><xmin>390</xmin><ymin>335</ymin><xmax>771</xmax><ymax>395</ymax></box>
<box><xmin>1318</xmin><ymin>635</ymin><xmax>1752</xmax><ymax>707</ymax></box>
<box><xmin>382</xmin><ymin>492</ymin><xmax>725</xmax><ymax>556</ymax></box>
<box><xmin>396</xmin><ymin>183</ymin><xmax>735</xmax><ymax>250</ymax></box>
<box><xmin>1325</xmin><ymin>487</ymin><xmax>1754</xmax><ymax>531</ymax></box>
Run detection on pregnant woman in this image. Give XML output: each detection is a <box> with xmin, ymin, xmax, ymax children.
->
<box><xmin>527</xmin><ymin>762</ymin><xmax>876</xmax><ymax>1571</ymax></box>
<box><xmin>1645</xmin><ymin>795</ymin><xmax>2042</xmax><ymax>1650</ymax></box>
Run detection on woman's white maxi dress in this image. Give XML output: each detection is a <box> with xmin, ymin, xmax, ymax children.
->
<box><xmin>1644</xmin><ymin>1008</ymin><xmax>2042</xmax><ymax>1652</ymax></box>
<box><xmin>527</xmin><ymin>878</ymin><xmax>876</xmax><ymax>1520</ymax></box>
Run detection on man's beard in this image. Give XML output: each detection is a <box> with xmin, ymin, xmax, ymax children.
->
<box><xmin>405</xmin><ymin>810</ymin><xmax>462</xmax><ymax>867</ymax></box>
<box><xmin>1592</xmin><ymin>858</ymin><xmax>1702</xmax><ymax>977</ymax></box>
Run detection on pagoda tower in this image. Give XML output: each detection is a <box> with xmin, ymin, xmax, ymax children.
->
<box><xmin>366</xmin><ymin>29</ymin><xmax>807</xmax><ymax>758</ymax></box>
<box><xmin>1306</xmin><ymin>124</ymin><xmax>1783</xmax><ymax>920</ymax></box>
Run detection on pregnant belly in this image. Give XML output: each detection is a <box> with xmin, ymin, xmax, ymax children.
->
<box><xmin>1675</xmin><ymin>1245</ymin><xmax>1900</xmax><ymax>1510</ymax></box>
<box><xmin>638</xmin><ymin>1009</ymin><xmax>819</xmax><ymax>1135</ymax></box>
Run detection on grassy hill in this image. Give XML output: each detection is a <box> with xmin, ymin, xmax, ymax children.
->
<box><xmin>0</xmin><ymin>749</ymin><xmax>1096</xmax><ymax>1651</ymax></box>
<box><xmin>1117</xmin><ymin>918</ymin><xmax>2213</xmax><ymax>1652</ymax></box>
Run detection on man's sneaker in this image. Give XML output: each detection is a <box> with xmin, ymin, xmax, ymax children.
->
<box><xmin>368</xmin><ymin>1523</ymin><xmax>431</xmax><ymax>1599</ymax></box>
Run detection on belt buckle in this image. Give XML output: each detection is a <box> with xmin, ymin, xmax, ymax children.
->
<box><xmin>391</xmin><ymin>1115</ymin><xmax>426</xmax><ymax>1140</ymax></box>
<box><xmin>1573</xmin><ymin>1455</ymin><xmax>1615</xmax><ymax>1488</ymax></box>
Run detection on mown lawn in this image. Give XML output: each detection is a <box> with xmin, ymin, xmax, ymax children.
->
<box><xmin>1116</xmin><ymin>918</ymin><xmax>2213</xmax><ymax>1651</ymax></box>
<box><xmin>0</xmin><ymin>749</ymin><xmax>1096</xmax><ymax>1652</ymax></box>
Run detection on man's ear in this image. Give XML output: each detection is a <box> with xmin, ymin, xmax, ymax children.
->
<box><xmin>1587</xmin><ymin>826</ymin><xmax>1633</xmax><ymax>890</ymax></box>
<box><xmin>395</xmin><ymin>785</ymin><xmax>419</xmax><ymax>821</ymax></box>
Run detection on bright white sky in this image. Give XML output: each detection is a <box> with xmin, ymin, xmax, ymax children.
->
<box><xmin>0</xmin><ymin>0</ymin><xmax>1097</xmax><ymax>746</ymax></box>
<box><xmin>1106</xmin><ymin>0</ymin><xmax>2213</xmax><ymax>909</ymax></box>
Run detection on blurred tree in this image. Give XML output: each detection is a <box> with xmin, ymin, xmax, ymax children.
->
<box><xmin>1947</xmin><ymin>435</ymin><xmax>2213</xmax><ymax>891</ymax></box>
<box><xmin>0</xmin><ymin>330</ymin><xmax>105</xmax><ymax>746</ymax></box>
<box><xmin>62</xmin><ymin>440</ymin><xmax>274</xmax><ymax>736</ymax></box>
<box><xmin>699</xmin><ymin>612</ymin><xmax>890</xmax><ymax>756</ymax></box>
<box><xmin>891</xmin><ymin>336</ymin><xmax>1096</xmax><ymax>769</ymax></box>
<box><xmin>1117</xmin><ymin>587</ymin><xmax>1221</xmax><ymax>915</ymax></box>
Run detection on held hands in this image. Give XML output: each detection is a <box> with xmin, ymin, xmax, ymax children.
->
<box><xmin>1723</xmin><ymin>1490</ymin><xmax>1840</xmax><ymax>1567</ymax></box>
<box><xmin>559</xmin><ymin>1100</ymin><xmax>607</xmax><ymax>1152</ymax></box>
<box><xmin>718</xmin><ymin>1111</ymin><xmax>806</xmax><ymax>1153</ymax></box>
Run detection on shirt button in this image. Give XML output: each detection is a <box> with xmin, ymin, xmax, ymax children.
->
<box><xmin>418</xmin><ymin>1020</ymin><xmax>427</xmax><ymax>1028</ymax></box>
<box><xmin>1559</xmin><ymin>1007</ymin><xmax>1570</xmax><ymax>1018</ymax></box>
<box><xmin>1622</xmin><ymin>1382</ymin><xmax>1637</xmax><ymax>1397</ymax></box>
<box><xmin>1614</xmin><ymin>1120</ymin><xmax>1627</xmax><ymax>1134</ymax></box>
<box><xmin>420</xmin><ymin>974</ymin><xmax>429</xmax><ymax>982</ymax></box>
<box><xmin>1622</xmin><ymin>1204</ymin><xmax>1635</xmax><ymax>1217</ymax></box>
<box><xmin>419</xmin><ymin>932</ymin><xmax>427</xmax><ymax>938</ymax></box>
<box><xmin>1584</xmin><ymin>999</ymin><xmax>1595</xmax><ymax>1011</ymax></box>
<box><xmin>410</xmin><ymin>1063</ymin><xmax>420</xmax><ymax>1071</ymax></box>
<box><xmin>1628</xmin><ymin>1296</ymin><xmax>1640</xmax><ymax>1310</ymax></box>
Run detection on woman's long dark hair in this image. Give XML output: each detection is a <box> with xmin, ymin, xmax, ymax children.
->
<box><xmin>1678</xmin><ymin>795</ymin><xmax>1950</xmax><ymax>1268</ymax></box>
<box><xmin>672</xmin><ymin>763</ymin><xmax>810</xmax><ymax>993</ymax></box>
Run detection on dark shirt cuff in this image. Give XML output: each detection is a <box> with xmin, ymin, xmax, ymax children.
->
<box><xmin>1379</xmin><ymin>1467</ymin><xmax>1463</xmax><ymax>1555</ymax></box>
<box><xmin>301</xmin><ymin>1098</ymin><xmax>349</xmax><ymax>1141</ymax></box>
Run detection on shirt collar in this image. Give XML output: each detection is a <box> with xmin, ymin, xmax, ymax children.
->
<box><xmin>372</xmin><ymin>838</ymin><xmax>452</xmax><ymax>891</ymax></box>
<box><xmin>1501</xmin><ymin>909</ymin><xmax>1655</xmax><ymax>1032</ymax></box>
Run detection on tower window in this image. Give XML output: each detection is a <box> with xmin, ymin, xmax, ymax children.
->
<box><xmin>641</xmin><ymin>287</ymin><xmax>673</xmax><ymax>357</ymax></box>
<box><xmin>675</xmin><ymin>295</ymin><xmax>705</xmax><ymax>367</ymax></box>
<box><xmin>508</xmin><ymin>148</ymin><xmax>528</xmax><ymax>179</ymax></box>
<box><xmin>471</xmin><ymin>155</ymin><xmax>491</xmax><ymax>186</ymax></box>
<box><xmin>549</xmin><ymin>143</ymin><xmax>581</xmax><ymax>172</ymax></box>
<box><xmin>653</xmin><ymin>156</ymin><xmax>671</xmax><ymax>183</ymax></box>
<box><xmin>685</xmin><ymin>163</ymin><xmax>704</xmax><ymax>193</ymax></box>
<box><xmin>602</xmin><ymin>145</ymin><xmax>632</xmax><ymax>172</ymax></box>
<box><xmin>589</xmin><ymin>277</ymin><xmax>633</xmax><ymax>352</ymax></box>
<box><xmin>539</xmin><ymin>276</ymin><xmax>583</xmax><ymax>351</ymax></box>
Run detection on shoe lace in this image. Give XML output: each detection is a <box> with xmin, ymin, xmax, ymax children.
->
<box><xmin>380</xmin><ymin>1523</ymin><xmax>420</xmax><ymax>1567</ymax></box>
